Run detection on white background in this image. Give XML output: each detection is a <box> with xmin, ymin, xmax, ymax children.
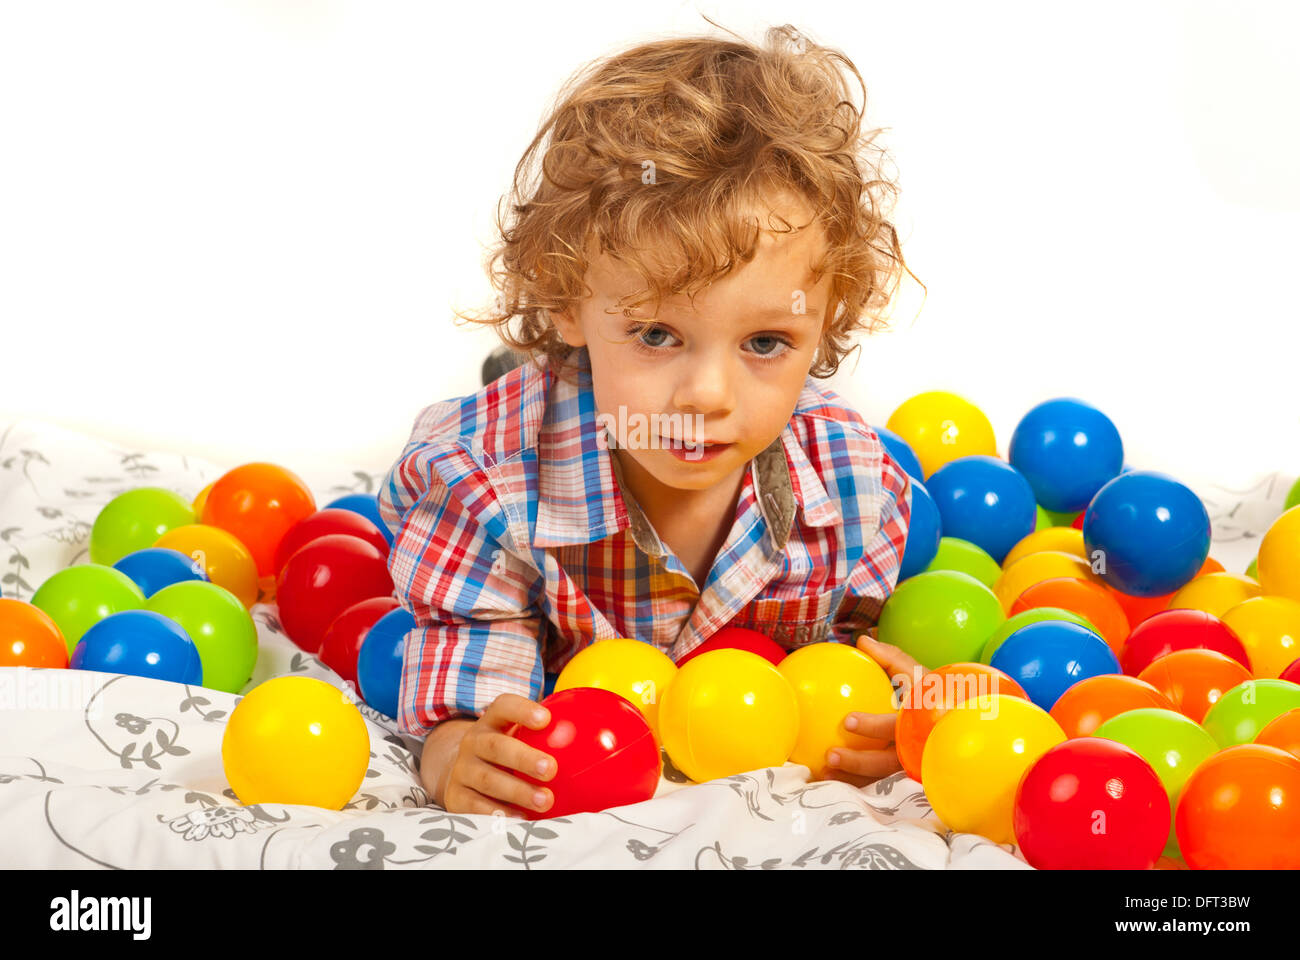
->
<box><xmin>2</xmin><ymin>0</ymin><xmax>1297</xmax><ymax>487</ymax></box>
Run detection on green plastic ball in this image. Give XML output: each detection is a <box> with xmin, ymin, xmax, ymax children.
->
<box><xmin>1093</xmin><ymin>707</ymin><xmax>1220</xmax><ymax>860</ymax></box>
<box><xmin>1201</xmin><ymin>679</ymin><xmax>1300</xmax><ymax>748</ymax></box>
<box><xmin>877</xmin><ymin>570</ymin><xmax>1005</xmax><ymax>670</ymax></box>
<box><xmin>1286</xmin><ymin>477</ymin><xmax>1300</xmax><ymax>512</ymax></box>
<box><xmin>924</xmin><ymin>537</ymin><xmax>1002</xmax><ymax>589</ymax></box>
<box><xmin>144</xmin><ymin>580</ymin><xmax>259</xmax><ymax>693</ymax></box>
<box><xmin>979</xmin><ymin>606</ymin><xmax>1099</xmax><ymax>664</ymax></box>
<box><xmin>89</xmin><ymin>488</ymin><xmax>196</xmax><ymax>566</ymax></box>
<box><xmin>1246</xmin><ymin>556</ymin><xmax>1258</xmax><ymax>579</ymax></box>
<box><xmin>32</xmin><ymin>564</ymin><xmax>146</xmax><ymax>656</ymax></box>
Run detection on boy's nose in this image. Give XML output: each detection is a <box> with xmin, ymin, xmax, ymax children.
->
<box><xmin>671</xmin><ymin>357</ymin><xmax>736</xmax><ymax>418</ymax></box>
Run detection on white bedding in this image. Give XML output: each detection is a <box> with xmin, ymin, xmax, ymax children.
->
<box><xmin>0</xmin><ymin>417</ymin><xmax>1285</xmax><ymax>869</ymax></box>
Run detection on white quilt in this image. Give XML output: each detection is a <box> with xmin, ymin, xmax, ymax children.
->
<box><xmin>0</xmin><ymin>417</ymin><xmax>1284</xmax><ymax>869</ymax></box>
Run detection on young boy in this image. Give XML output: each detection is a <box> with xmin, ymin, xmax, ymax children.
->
<box><xmin>379</xmin><ymin>25</ymin><xmax>921</xmax><ymax>817</ymax></box>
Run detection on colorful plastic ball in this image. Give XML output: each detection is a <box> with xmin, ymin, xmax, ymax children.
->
<box><xmin>200</xmin><ymin>463</ymin><xmax>317</xmax><ymax>577</ymax></box>
<box><xmin>143</xmin><ymin>580</ymin><xmax>258</xmax><ymax>694</ymax></box>
<box><xmin>924</xmin><ymin>456</ymin><xmax>1037</xmax><ymax>565</ymax></box>
<box><xmin>509</xmin><ymin>687</ymin><xmax>661</xmax><ymax>820</ymax></box>
<box><xmin>356</xmin><ymin>606</ymin><xmax>415</xmax><ymax>719</ymax></box>
<box><xmin>675</xmin><ymin>625</ymin><xmax>786</xmax><ymax>668</ymax></box>
<box><xmin>1288</xmin><ymin>478</ymin><xmax>1300</xmax><ymax>512</ymax></box>
<box><xmin>1220</xmin><ymin>596</ymin><xmax>1300</xmax><ymax>679</ymax></box>
<box><xmin>1137</xmin><ymin>648</ymin><xmax>1254</xmax><ymax>724</ymax></box>
<box><xmin>658</xmin><ymin>649</ymin><xmax>799</xmax><ymax>783</ymax></box>
<box><xmin>1283</xmin><ymin>658</ymin><xmax>1300</xmax><ymax>684</ymax></box>
<box><xmin>1167</xmin><ymin>573</ymin><xmax>1262</xmax><ymax>619</ymax></box>
<box><xmin>922</xmin><ymin>537</ymin><xmax>1001</xmax><ymax>589</ymax></box>
<box><xmin>1119</xmin><ymin>608</ymin><xmax>1250</xmax><ymax>676</ymax></box>
<box><xmin>1106</xmin><ymin>556</ymin><xmax>1222</xmax><ymax>631</ymax></box>
<box><xmin>556</xmin><ymin>638</ymin><xmax>678</xmax><ymax>742</ymax></box>
<box><xmin>885</xmin><ymin>391</ymin><xmax>997</xmax><ymax>480</ymax></box>
<box><xmin>990</xmin><ymin>620</ymin><xmax>1121</xmax><ymax>711</ymax></box>
<box><xmin>275</xmin><ymin>534</ymin><xmax>394</xmax><ymax>653</ymax></box>
<box><xmin>325</xmin><ymin>493</ymin><xmax>395</xmax><ymax>547</ymax></box>
<box><xmin>192</xmin><ymin>482</ymin><xmax>214</xmax><ymax>516</ymax></box>
<box><xmin>980</xmin><ymin>606</ymin><xmax>1098</xmax><ymax>665</ymax></box>
<box><xmin>1256</xmin><ymin>709</ymin><xmax>1300</xmax><ymax>759</ymax></box>
<box><xmin>1042</xmin><ymin>507</ymin><xmax>1082</xmax><ymax>528</ymax></box>
<box><xmin>870</xmin><ymin>425</ymin><xmax>924</xmax><ymax>481</ymax></box>
<box><xmin>877</xmin><ymin>570</ymin><xmax>1005</xmax><ymax>670</ymax></box>
<box><xmin>1049</xmin><ymin>674</ymin><xmax>1174</xmax><ymax>738</ymax></box>
<box><xmin>89</xmin><ymin>487</ymin><xmax>196</xmax><ymax>567</ymax></box>
<box><xmin>1010</xmin><ymin>577</ymin><xmax>1130</xmax><ymax>658</ymax></box>
<box><xmin>1093</xmin><ymin>707</ymin><xmax>1220</xmax><ymax>860</ymax></box>
<box><xmin>993</xmin><ymin>550</ymin><xmax>1101</xmax><ymax>613</ymax></box>
<box><xmin>222</xmin><ymin>675</ymin><xmax>370</xmax><ymax>809</ymax></box>
<box><xmin>272</xmin><ymin>508</ymin><xmax>391</xmax><ymax>576</ymax></box>
<box><xmin>70</xmin><ymin>609</ymin><xmax>202</xmax><ymax>685</ymax></box>
<box><xmin>1174</xmin><ymin>744</ymin><xmax>1300</xmax><ymax>869</ymax></box>
<box><xmin>319</xmin><ymin>596</ymin><xmax>400</xmax><ymax>690</ymax></box>
<box><xmin>32</xmin><ymin>564</ymin><xmax>146</xmax><ymax>657</ymax></box>
<box><xmin>153</xmin><ymin>524</ymin><xmax>259</xmax><ymax>608</ymax></box>
<box><xmin>1201</xmin><ymin>679</ymin><xmax>1300</xmax><ymax>748</ymax></box>
<box><xmin>895</xmin><ymin>662</ymin><xmax>1027</xmax><ymax>783</ymax></box>
<box><xmin>897</xmin><ymin>479</ymin><xmax>942</xmax><ymax>581</ymax></box>
<box><xmin>113</xmin><ymin>547</ymin><xmax>208</xmax><ymax>598</ymax></box>
<box><xmin>1008</xmin><ymin>399</ymin><xmax>1124</xmax><ymax>514</ymax></box>
<box><xmin>1246</xmin><ymin>556</ymin><xmax>1258</xmax><ymax>580</ymax></box>
<box><xmin>1034</xmin><ymin>506</ymin><xmax>1050</xmax><ymax>531</ymax></box>
<box><xmin>1002</xmin><ymin>527</ymin><xmax>1086</xmax><ymax>568</ymax></box>
<box><xmin>1013</xmin><ymin>737</ymin><xmax>1168</xmax><ymax>870</ymax></box>
<box><xmin>777</xmin><ymin>641</ymin><xmax>897</xmax><ymax>780</ymax></box>
<box><xmin>0</xmin><ymin>598</ymin><xmax>68</xmax><ymax>668</ymax></box>
<box><xmin>1082</xmin><ymin>471</ymin><xmax>1210</xmax><ymax>597</ymax></box>
<box><xmin>921</xmin><ymin>694</ymin><xmax>1066</xmax><ymax>845</ymax></box>
<box><xmin>1257</xmin><ymin>506</ymin><xmax>1300</xmax><ymax>603</ymax></box>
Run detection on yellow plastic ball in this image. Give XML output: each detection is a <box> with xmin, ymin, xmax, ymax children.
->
<box><xmin>222</xmin><ymin>676</ymin><xmax>371</xmax><ymax>809</ymax></box>
<box><xmin>1220</xmin><ymin>596</ymin><xmax>1300</xmax><ymax>679</ymax></box>
<box><xmin>1001</xmin><ymin>527</ymin><xmax>1086</xmax><ymax>569</ymax></box>
<box><xmin>993</xmin><ymin>550</ymin><xmax>1101</xmax><ymax>613</ymax></box>
<box><xmin>885</xmin><ymin>391</ymin><xmax>997</xmax><ymax>480</ymax></box>
<box><xmin>1167</xmin><ymin>572</ymin><xmax>1262</xmax><ymax>619</ymax></box>
<box><xmin>192</xmin><ymin>481</ymin><xmax>215</xmax><ymax>517</ymax></box>
<box><xmin>1257</xmin><ymin>506</ymin><xmax>1300</xmax><ymax>603</ymax></box>
<box><xmin>921</xmin><ymin>693</ymin><xmax>1066</xmax><ymax>844</ymax></box>
<box><xmin>554</xmin><ymin>638</ymin><xmax>678</xmax><ymax>741</ymax></box>
<box><xmin>153</xmin><ymin>524</ymin><xmax>259</xmax><ymax>608</ymax></box>
<box><xmin>658</xmin><ymin>649</ymin><xmax>799</xmax><ymax>784</ymax></box>
<box><xmin>778</xmin><ymin>641</ymin><xmax>897</xmax><ymax>780</ymax></box>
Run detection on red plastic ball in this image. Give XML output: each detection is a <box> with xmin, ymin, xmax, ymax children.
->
<box><xmin>273</xmin><ymin>509</ymin><xmax>390</xmax><ymax>576</ymax></box>
<box><xmin>1281</xmin><ymin>658</ymin><xmax>1300</xmax><ymax>685</ymax></box>
<box><xmin>676</xmin><ymin>625</ymin><xmax>786</xmax><ymax>667</ymax></box>
<box><xmin>275</xmin><ymin>534</ymin><xmax>394</xmax><ymax>653</ymax></box>
<box><xmin>319</xmin><ymin>596</ymin><xmax>400</xmax><ymax>689</ymax></box>
<box><xmin>1013</xmin><ymin>737</ymin><xmax>1170</xmax><ymax>869</ymax></box>
<box><xmin>1118</xmin><ymin>608</ymin><xmax>1251</xmax><ymax>676</ymax></box>
<box><xmin>509</xmin><ymin>687</ymin><xmax>661</xmax><ymax>820</ymax></box>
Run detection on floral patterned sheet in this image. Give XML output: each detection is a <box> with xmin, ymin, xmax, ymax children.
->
<box><xmin>0</xmin><ymin>417</ymin><xmax>1284</xmax><ymax>869</ymax></box>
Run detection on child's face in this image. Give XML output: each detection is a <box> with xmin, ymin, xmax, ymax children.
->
<box><xmin>553</xmin><ymin>201</ymin><xmax>832</xmax><ymax>497</ymax></box>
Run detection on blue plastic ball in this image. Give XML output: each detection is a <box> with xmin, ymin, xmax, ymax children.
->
<box><xmin>989</xmin><ymin>620</ymin><xmax>1119</xmax><ymax>711</ymax></box>
<box><xmin>357</xmin><ymin>606</ymin><xmax>414</xmax><ymax>718</ymax></box>
<box><xmin>113</xmin><ymin>547</ymin><xmax>208</xmax><ymax>598</ymax></box>
<box><xmin>1083</xmin><ymin>471</ymin><xmax>1210</xmax><ymax>597</ymax></box>
<box><xmin>325</xmin><ymin>494</ymin><xmax>395</xmax><ymax>546</ymax></box>
<box><xmin>872</xmin><ymin>425</ymin><xmax>924</xmax><ymax>482</ymax></box>
<box><xmin>1008</xmin><ymin>398</ymin><xmax>1124</xmax><ymax>514</ymax></box>
<box><xmin>70</xmin><ymin>609</ymin><xmax>203</xmax><ymax>685</ymax></box>
<box><xmin>898</xmin><ymin>478</ymin><xmax>942</xmax><ymax>582</ymax></box>
<box><xmin>924</xmin><ymin>456</ymin><xmax>1037</xmax><ymax>565</ymax></box>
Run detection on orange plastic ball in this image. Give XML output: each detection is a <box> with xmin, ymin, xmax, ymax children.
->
<box><xmin>1010</xmin><ymin>576</ymin><xmax>1130</xmax><ymax>658</ymax></box>
<box><xmin>1107</xmin><ymin>556</ymin><xmax>1222</xmax><ymax>631</ymax></box>
<box><xmin>1048</xmin><ymin>673</ymin><xmax>1174</xmax><ymax>738</ymax></box>
<box><xmin>1174</xmin><ymin>744</ymin><xmax>1300</xmax><ymax>869</ymax></box>
<box><xmin>895</xmin><ymin>662</ymin><xmax>1027</xmax><ymax>783</ymax></box>
<box><xmin>1255</xmin><ymin>708</ymin><xmax>1300</xmax><ymax>760</ymax></box>
<box><xmin>1137</xmin><ymin>648</ymin><xmax>1254</xmax><ymax>723</ymax></box>
<box><xmin>0</xmin><ymin>598</ymin><xmax>68</xmax><ymax>668</ymax></box>
<box><xmin>200</xmin><ymin>463</ymin><xmax>316</xmax><ymax>577</ymax></box>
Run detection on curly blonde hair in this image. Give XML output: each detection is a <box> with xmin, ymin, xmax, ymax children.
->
<box><xmin>459</xmin><ymin>22</ymin><xmax>921</xmax><ymax>381</ymax></box>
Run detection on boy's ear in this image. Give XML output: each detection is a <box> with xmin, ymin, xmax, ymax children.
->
<box><xmin>551</xmin><ymin>306</ymin><xmax>587</xmax><ymax>348</ymax></box>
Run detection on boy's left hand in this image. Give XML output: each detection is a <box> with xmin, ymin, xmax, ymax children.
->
<box><xmin>822</xmin><ymin>628</ymin><xmax>923</xmax><ymax>787</ymax></box>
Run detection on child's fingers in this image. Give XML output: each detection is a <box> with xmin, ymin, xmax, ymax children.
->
<box><xmin>446</xmin><ymin>780</ymin><xmax>529</xmax><ymax>818</ymax></box>
<box><xmin>843</xmin><ymin>711</ymin><xmax>897</xmax><ymax>741</ymax></box>
<box><xmin>470</xmin><ymin>729</ymin><xmax>555</xmax><ymax>781</ymax></box>
<box><xmin>826</xmin><ymin>745</ymin><xmax>903</xmax><ymax>780</ymax></box>
<box><xmin>463</xmin><ymin>756</ymin><xmax>553</xmax><ymax>814</ymax></box>
<box><xmin>482</xmin><ymin>693</ymin><xmax>551</xmax><ymax>731</ymax></box>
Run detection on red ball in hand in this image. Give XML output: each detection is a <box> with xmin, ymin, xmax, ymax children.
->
<box><xmin>275</xmin><ymin>534</ymin><xmax>393</xmax><ymax>653</ymax></box>
<box><xmin>676</xmin><ymin>625</ymin><xmax>786</xmax><ymax>668</ymax></box>
<box><xmin>319</xmin><ymin>596</ymin><xmax>400</xmax><ymax>688</ymax></box>
<box><xmin>273</xmin><ymin>508</ymin><xmax>390</xmax><ymax>577</ymax></box>
<box><xmin>1014</xmin><ymin>737</ymin><xmax>1170</xmax><ymax>869</ymax></box>
<box><xmin>509</xmin><ymin>687</ymin><xmax>661</xmax><ymax>820</ymax></box>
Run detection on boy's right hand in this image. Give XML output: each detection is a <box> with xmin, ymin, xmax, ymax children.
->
<box><xmin>441</xmin><ymin>694</ymin><xmax>556</xmax><ymax>818</ymax></box>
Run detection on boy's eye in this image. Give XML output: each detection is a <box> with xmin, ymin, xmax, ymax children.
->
<box><xmin>747</xmin><ymin>335</ymin><xmax>785</xmax><ymax>356</ymax></box>
<box><xmin>637</xmin><ymin>325</ymin><xmax>675</xmax><ymax>348</ymax></box>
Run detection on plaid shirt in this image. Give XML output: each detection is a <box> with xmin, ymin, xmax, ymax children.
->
<box><xmin>379</xmin><ymin>348</ymin><xmax>912</xmax><ymax>738</ymax></box>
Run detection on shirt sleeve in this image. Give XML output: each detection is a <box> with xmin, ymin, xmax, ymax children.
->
<box><xmin>379</xmin><ymin>437</ymin><xmax>546</xmax><ymax>738</ymax></box>
<box><xmin>834</xmin><ymin>447</ymin><xmax>913</xmax><ymax>635</ymax></box>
